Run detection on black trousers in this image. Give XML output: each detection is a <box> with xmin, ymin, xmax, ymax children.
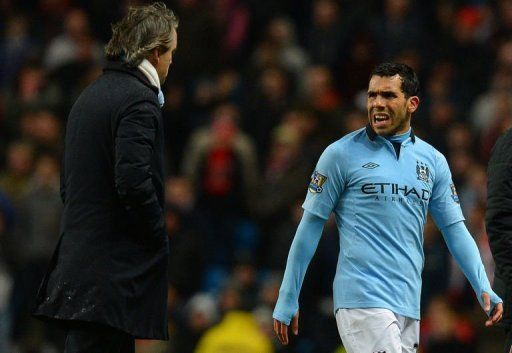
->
<box><xmin>506</xmin><ymin>329</ymin><xmax>512</xmax><ymax>353</ymax></box>
<box><xmin>64</xmin><ymin>321</ymin><xmax>134</xmax><ymax>353</ymax></box>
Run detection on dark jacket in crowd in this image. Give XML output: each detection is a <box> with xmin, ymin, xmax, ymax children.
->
<box><xmin>32</xmin><ymin>61</ymin><xmax>169</xmax><ymax>339</ymax></box>
<box><xmin>486</xmin><ymin>127</ymin><xmax>512</xmax><ymax>330</ymax></box>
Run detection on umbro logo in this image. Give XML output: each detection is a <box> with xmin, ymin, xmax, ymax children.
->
<box><xmin>362</xmin><ymin>162</ymin><xmax>379</xmax><ymax>169</ymax></box>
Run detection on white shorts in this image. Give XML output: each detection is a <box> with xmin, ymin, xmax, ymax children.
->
<box><xmin>335</xmin><ymin>308</ymin><xmax>419</xmax><ymax>353</ymax></box>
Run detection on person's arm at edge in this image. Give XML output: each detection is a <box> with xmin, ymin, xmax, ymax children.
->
<box><xmin>440</xmin><ymin>220</ymin><xmax>503</xmax><ymax>326</ymax></box>
<box><xmin>273</xmin><ymin>210</ymin><xmax>326</xmax><ymax>344</ymax></box>
<box><xmin>486</xmin><ymin>146</ymin><xmax>512</xmax><ymax>296</ymax></box>
<box><xmin>60</xmin><ymin>154</ymin><xmax>66</xmax><ymax>203</ymax></box>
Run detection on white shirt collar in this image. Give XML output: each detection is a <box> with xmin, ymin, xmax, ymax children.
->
<box><xmin>137</xmin><ymin>59</ymin><xmax>164</xmax><ymax>107</ymax></box>
<box><xmin>137</xmin><ymin>59</ymin><xmax>160</xmax><ymax>89</ymax></box>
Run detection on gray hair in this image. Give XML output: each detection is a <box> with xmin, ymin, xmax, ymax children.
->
<box><xmin>105</xmin><ymin>2</ymin><xmax>178</xmax><ymax>67</ymax></box>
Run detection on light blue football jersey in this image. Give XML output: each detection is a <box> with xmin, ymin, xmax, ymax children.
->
<box><xmin>302</xmin><ymin>126</ymin><xmax>464</xmax><ymax>320</ymax></box>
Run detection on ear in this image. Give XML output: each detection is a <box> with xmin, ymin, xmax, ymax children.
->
<box><xmin>148</xmin><ymin>48</ymin><xmax>160</xmax><ymax>66</ymax></box>
<box><xmin>407</xmin><ymin>96</ymin><xmax>420</xmax><ymax>114</ymax></box>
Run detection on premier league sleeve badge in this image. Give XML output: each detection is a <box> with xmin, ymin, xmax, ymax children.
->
<box><xmin>450</xmin><ymin>183</ymin><xmax>460</xmax><ymax>203</ymax></box>
<box><xmin>309</xmin><ymin>171</ymin><xmax>328</xmax><ymax>193</ymax></box>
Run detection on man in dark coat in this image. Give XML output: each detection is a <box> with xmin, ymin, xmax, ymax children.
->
<box><xmin>32</xmin><ymin>3</ymin><xmax>179</xmax><ymax>352</ymax></box>
<box><xmin>486</xmin><ymin>127</ymin><xmax>512</xmax><ymax>353</ymax></box>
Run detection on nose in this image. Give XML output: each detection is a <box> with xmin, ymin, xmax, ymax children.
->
<box><xmin>372</xmin><ymin>95</ymin><xmax>385</xmax><ymax>109</ymax></box>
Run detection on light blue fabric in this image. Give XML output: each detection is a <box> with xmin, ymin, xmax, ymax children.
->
<box><xmin>273</xmin><ymin>126</ymin><xmax>480</xmax><ymax>324</ymax></box>
<box><xmin>384</xmin><ymin>128</ymin><xmax>411</xmax><ymax>144</ymax></box>
<box><xmin>441</xmin><ymin>221</ymin><xmax>502</xmax><ymax>313</ymax></box>
<box><xmin>273</xmin><ymin>211</ymin><xmax>325</xmax><ymax>324</ymax></box>
<box><xmin>158</xmin><ymin>89</ymin><xmax>165</xmax><ymax>107</ymax></box>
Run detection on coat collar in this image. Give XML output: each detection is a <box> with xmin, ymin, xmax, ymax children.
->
<box><xmin>365</xmin><ymin>124</ymin><xmax>416</xmax><ymax>143</ymax></box>
<box><xmin>103</xmin><ymin>61</ymin><xmax>159</xmax><ymax>94</ymax></box>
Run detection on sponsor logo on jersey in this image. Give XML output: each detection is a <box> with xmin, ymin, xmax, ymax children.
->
<box><xmin>450</xmin><ymin>183</ymin><xmax>460</xmax><ymax>203</ymax></box>
<box><xmin>361</xmin><ymin>182</ymin><xmax>431</xmax><ymax>201</ymax></box>
<box><xmin>309</xmin><ymin>171</ymin><xmax>327</xmax><ymax>193</ymax></box>
<box><xmin>362</xmin><ymin>162</ymin><xmax>380</xmax><ymax>169</ymax></box>
<box><xmin>416</xmin><ymin>161</ymin><xmax>430</xmax><ymax>182</ymax></box>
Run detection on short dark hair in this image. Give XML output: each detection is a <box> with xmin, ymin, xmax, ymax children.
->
<box><xmin>370</xmin><ymin>63</ymin><xmax>419</xmax><ymax>98</ymax></box>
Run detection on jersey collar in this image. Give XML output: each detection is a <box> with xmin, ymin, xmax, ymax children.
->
<box><xmin>365</xmin><ymin>124</ymin><xmax>416</xmax><ymax>143</ymax></box>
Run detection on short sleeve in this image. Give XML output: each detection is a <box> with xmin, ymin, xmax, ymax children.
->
<box><xmin>302</xmin><ymin>144</ymin><xmax>346</xmax><ymax>219</ymax></box>
<box><xmin>429</xmin><ymin>152</ymin><xmax>465</xmax><ymax>228</ymax></box>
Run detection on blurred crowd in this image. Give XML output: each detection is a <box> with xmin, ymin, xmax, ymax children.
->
<box><xmin>0</xmin><ymin>0</ymin><xmax>511</xmax><ymax>352</ymax></box>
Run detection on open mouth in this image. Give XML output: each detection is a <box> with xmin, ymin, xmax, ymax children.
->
<box><xmin>373</xmin><ymin>114</ymin><xmax>390</xmax><ymax>127</ymax></box>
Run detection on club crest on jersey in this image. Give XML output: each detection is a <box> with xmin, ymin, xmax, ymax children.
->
<box><xmin>309</xmin><ymin>171</ymin><xmax>327</xmax><ymax>193</ymax></box>
<box><xmin>416</xmin><ymin>161</ymin><xmax>430</xmax><ymax>182</ymax></box>
<box><xmin>450</xmin><ymin>183</ymin><xmax>460</xmax><ymax>203</ymax></box>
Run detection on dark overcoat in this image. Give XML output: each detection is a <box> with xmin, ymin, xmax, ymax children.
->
<box><xmin>33</xmin><ymin>61</ymin><xmax>169</xmax><ymax>339</ymax></box>
<box><xmin>486</xmin><ymin>127</ymin><xmax>512</xmax><ymax>330</ymax></box>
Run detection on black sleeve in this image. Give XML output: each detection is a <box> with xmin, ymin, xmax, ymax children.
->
<box><xmin>60</xmin><ymin>154</ymin><xmax>66</xmax><ymax>203</ymax></box>
<box><xmin>114</xmin><ymin>98</ymin><xmax>165</xmax><ymax>241</ymax></box>
<box><xmin>486</xmin><ymin>144</ymin><xmax>512</xmax><ymax>286</ymax></box>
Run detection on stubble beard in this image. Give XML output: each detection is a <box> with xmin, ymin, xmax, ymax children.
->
<box><xmin>373</xmin><ymin>114</ymin><xmax>410</xmax><ymax>137</ymax></box>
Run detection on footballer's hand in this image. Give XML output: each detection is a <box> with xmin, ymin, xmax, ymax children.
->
<box><xmin>273</xmin><ymin>311</ymin><xmax>299</xmax><ymax>345</ymax></box>
<box><xmin>482</xmin><ymin>292</ymin><xmax>503</xmax><ymax>327</ymax></box>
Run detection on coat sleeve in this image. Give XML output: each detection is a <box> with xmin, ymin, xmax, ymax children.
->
<box><xmin>486</xmin><ymin>137</ymin><xmax>512</xmax><ymax>286</ymax></box>
<box><xmin>60</xmin><ymin>154</ymin><xmax>66</xmax><ymax>203</ymax></box>
<box><xmin>114</xmin><ymin>98</ymin><xmax>165</xmax><ymax>241</ymax></box>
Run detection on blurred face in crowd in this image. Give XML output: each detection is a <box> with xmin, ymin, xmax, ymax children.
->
<box><xmin>211</xmin><ymin>104</ymin><xmax>239</xmax><ymax>144</ymax></box>
<box><xmin>6</xmin><ymin>16</ymin><xmax>28</xmax><ymax>39</ymax></box>
<box><xmin>31</xmin><ymin>155</ymin><xmax>60</xmax><ymax>189</ymax></box>
<box><xmin>268</xmin><ymin>17</ymin><xmax>294</xmax><ymax>46</ymax></box>
<box><xmin>153</xmin><ymin>28</ymin><xmax>178</xmax><ymax>84</ymax></box>
<box><xmin>304</xmin><ymin>65</ymin><xmax>332</xmax><ymax>97</ymax></box>
<box><xmin>260</xmin><ymin>67</ymin><xmax>288</xmax><ymax>100</ymax></box>
<box><xmin>313</xmin><ymin>0</ymin><xmax>339</xmax><ymax>28</ymax></box>
<box><xmin>7</xmin><ymin>142</ymin><xmax>33</xmax><ymax>177</ymax></box>
<box><xmin>367</xmin><ymin>74</ymin><xmax>419</xmax><ymax>136</ymax></box>
<box><xmin>385</xmin><ymin>0</ymin><xmax>410</xmax><ymax>19</ymax></box>
<box><xmin>66</xmin><ymin>9</ymin><xmax>90</xmax><ymax>39</ymax></box>
<box><xmin>19</xmin><ymin>66</ymin><xmax>45</xmax><ymax>99</ymax></box>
